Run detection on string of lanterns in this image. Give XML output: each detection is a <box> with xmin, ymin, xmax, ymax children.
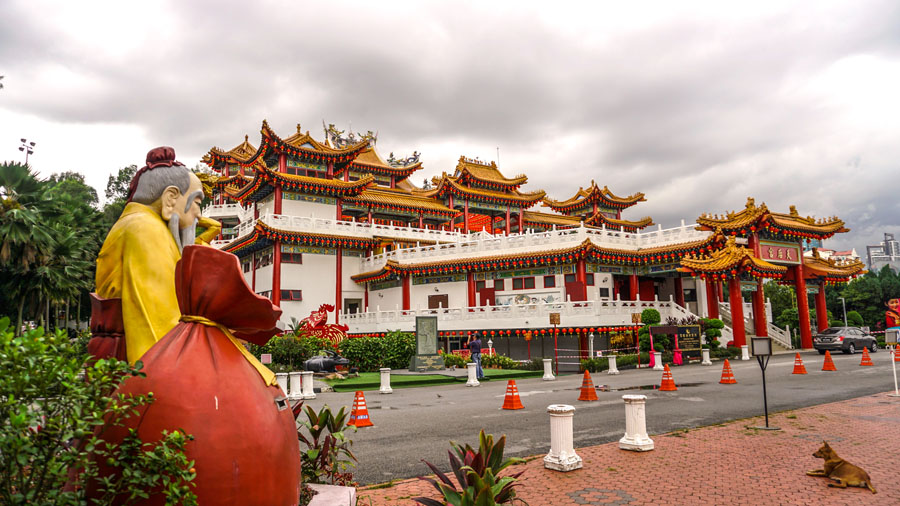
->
<box><xmin>347</xmin><ymin>326</ymin><xmax>643</xmax><ymax>339</ymax></box>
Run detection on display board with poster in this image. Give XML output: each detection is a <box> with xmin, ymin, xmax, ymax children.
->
<box><xmin>676</xmin><ymin>325</ymin><xmax>702</xmax><ymax>359</ymax></box>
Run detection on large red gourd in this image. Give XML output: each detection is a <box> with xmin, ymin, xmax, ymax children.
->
<box><xmin>90</xmin><ymin>245</ymin><xmax>301</xmax><ymax>505</ymax></box>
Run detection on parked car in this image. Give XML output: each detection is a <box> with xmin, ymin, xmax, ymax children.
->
<box><xmin>303</xmin><ymin>349</ymin><xmax>350</xmax><ymax>372</ymax></box>
<box><xmin>812</xmin><ymin>327</ymin><xmax>877</xmax><ymax>355</ymax></box>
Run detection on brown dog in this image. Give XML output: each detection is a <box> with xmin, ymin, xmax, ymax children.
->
<box><xmin>806</xmin><ymin>441</ymin><xmax>876</xmax><ymax>493</ymax></box>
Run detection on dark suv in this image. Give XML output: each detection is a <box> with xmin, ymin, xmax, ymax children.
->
<box><xmin>812</xmin><ymin>327</ymin><xmax>877</xmax><ymax>355</ymax></box>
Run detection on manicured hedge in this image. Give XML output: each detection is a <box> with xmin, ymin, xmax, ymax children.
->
<box><xmin>338</xmin><ymin>330</ymin><xmax>416</xmax><ymax>372</ymax></box>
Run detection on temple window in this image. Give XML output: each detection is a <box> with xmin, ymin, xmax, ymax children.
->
<box><xmin>493</xmin><ymin>279</ymin><xmax>504</xmax><ymax>291</ymax></box>
<box><xmin>564</xmin><ymin>274</ymin><xmax>576</xmax><ymax>284</ymax></box>
<box><xmin>476</xmin><ymin>281</ymin><xmax>486</xmax><ymax>291</ymax></box>
<box><xmin>586</xmin><ymin>273</ymin><xmax>595</xmax><ymax>286</ymax></box>
<box><xmin>280</xmin><ymin>290</ymin><xmax>302</xmax><ymax>301</ymax></box>
<box><xmin>512</xmin><ymin>277</ymin><xmax>535</xmax><ymax>290</ymax></box>
<box><xmin>283</xmin><ymin>253</ymin><xmax>303</xmax><ymax>264</ymax></box>
<box><xmin>544</xmin><ymin>275</ymin><xmax>556</xmax><ymax>288</ymax></box>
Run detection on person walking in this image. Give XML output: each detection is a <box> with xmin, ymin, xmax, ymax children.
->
<box><xmin>467</xmin><ymin>332</ymin><xmax>484</xmax><ymax>380</ymax></box>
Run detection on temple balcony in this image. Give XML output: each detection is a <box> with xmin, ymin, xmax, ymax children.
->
<box><xmin>341</xmin><ymin>295</ymin><xmax>701</xmax><ymax>334</ymax></box>
<box><xmin>359</xmin><ymin>221</ymin><xmax>710</xmax><ymax>272</ymax></box>
<box><xmin>202</xmin><ymin>203</ymin><xmax>253</xmax><ymax>221</ymax></box>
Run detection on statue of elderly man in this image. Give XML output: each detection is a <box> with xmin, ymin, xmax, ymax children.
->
<box><xmin>93</xmin><ymin>146</ymin><xmax>219</xmax><ymax>364</ymax></box>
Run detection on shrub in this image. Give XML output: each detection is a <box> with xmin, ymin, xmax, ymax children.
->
<box><xmin>297</xmin><ymin>404</ymin><xmax>357</xmax><ymax>487</ymax></box>
<box><xmin>0</xmin><ymin>318</ymin><xmax>197</xmax><ymax>505</ymax></box>
<box><xmin>481</xmin><ymin>354</ymin><xmax>519</xmax><ymax>369</ymax></box>
<box><xmin>847</xmin><ymin>311</ymin><xmax>864</xmax><ymax>327</ymax></box>
<box><xmin>337</xmin><ymin>331</ymin><xmax>416</xmax><ymax>372</ymax></box>
<box><xmin>414</xmin><ymin>431</ymin><xmax>525</xmax><ymax>506</ymax></box>
<box><xmin>641</xmin><ymin>308</ymin><xmax>661</xmax><ymax>325</ymax></box>
<box><xmin>442</xmin><ymin>353</ymin><xmax>467</xmax><ymax>368</ymax></box>
<box><xmin>581</xmin><ymin>357</ymin><xmax>609</xmax><ymax>373</ymax></box>
<box><xmin>247</xmin><ymin>334</ymin><xmax>333</xmax><ymax>369</ymax></box>
<box><xmin>516</xmin><ymin>358</ymin><xmax>545</xmax><ymax>371</ymax></box>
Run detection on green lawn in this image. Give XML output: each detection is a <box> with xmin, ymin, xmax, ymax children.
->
<box><xmin>323</xmin><ymin>368</ymin><xmax>547</xmax><ymax>392</ymax></box>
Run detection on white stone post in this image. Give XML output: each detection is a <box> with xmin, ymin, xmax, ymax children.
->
<box><xmin>588</xmin><ymin>333</ymin><xmax>595</xmax><ymax>357</ymax></box>
<box><xmin>619</xmin><ymin>395</ymin><xmax>654</xmax><ymax>451</ymax></box>
<box><xmin>542</xmin><ymin>358</ymin><xmax>555</xmax><ymax>381</ymax></box>
<box><xmin>652</xmin><ymin>352</ymin><xmax>664</xmax><ymax>371</ymax></box>
<box><xmin>379</xmin><ymin>367</ymin><xmax>393</xmax><ymax>394</ymax></box>
<box><xmin>701</xmin><ymin>348</ymin><xmax>712</xmax><ymax>366</ymax></box>
<box><xmin>607</xmin><ymin>354</ymin><xmax>620</xmax><ymax>375</ymax></box>
<box><xmin>301</xmin><ymin>371</ymin><xmax>316</xmax><ymax>399</ymax></box>
<box><xmin>741</xmin><ymin>344</ymin><xmax>750</xmax><ymax>361</ymax></box>
<box><xmin>275</xmin><ymin>373</ymin><xmax>289</xmax><ymax>396</ymax></box>
<box><xmin>288</xmin><ymin>372</ymin><xmax>303</xmax><ymax>400</ymax></box>
<box><xmin>466</xmin><ymin>363</ymin><xmax>480</xmax><ymax>387</ymax></box>
<box><xmin>543</xmin><ymin>404</ymin><xmax>583</xmax><ymax>472</ymax></box>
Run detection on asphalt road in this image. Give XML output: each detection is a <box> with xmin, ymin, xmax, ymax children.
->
<box><xmin>299</xmin><ymin>350</ymin><xmax>899</xmax><ymax>485</ymax></box>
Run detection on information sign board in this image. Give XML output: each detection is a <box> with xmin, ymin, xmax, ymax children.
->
<box><xmin>549</xmin><ymin>313</ymin><xmax>560</xmax><ymax>325</ymax></box>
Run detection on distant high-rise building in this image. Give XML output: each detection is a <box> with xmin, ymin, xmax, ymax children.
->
<box><xmin>866</xmin><ymin>233</ymin><xmax>900</xmax><ymax>273</ymax></box>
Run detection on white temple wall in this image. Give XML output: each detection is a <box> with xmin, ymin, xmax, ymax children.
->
<box><xmin>280</xmin><ymin>196</ymin><xmax>335</xmax><ymax>219</ymax></box>
<box><xmin>371</xmin><ymin>285</ymin><xmax>403</xmax><ymax>311</ymax></box>
<box><xmin>255</xmin><ymin>264</ymin><xmax>273</xmax><ymax>294</ymax></box>
<box><xmin>410</xmin><ymin>280</ymin><xmax>467</xmax><ymax>309</ymax></box>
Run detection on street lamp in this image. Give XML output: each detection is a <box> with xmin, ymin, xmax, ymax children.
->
<box><xmin>839</xmin><ymin>297</ymin><xmax>847</xmax><ymax>327</ymax></box>
<box><xmin>18</xmin><ymin>138</ymin><xmax>36</xmax><ymax>164</ymax></box>
<box><xmin>750</xmin><ymin>336</ymin><xmax>779</xmax><ymax>430</ymax></box>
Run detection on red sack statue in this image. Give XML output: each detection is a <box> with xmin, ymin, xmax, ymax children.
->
<box><xmin>91</xmin><ymin>245</ymin><xmax>301</xmax><ymax>505</ymax></box>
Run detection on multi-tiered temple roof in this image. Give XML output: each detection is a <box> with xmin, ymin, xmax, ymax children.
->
<box><xmin>697</xmin><ymin>198</ymin><xmax>849</xmax><ymax>241</ymax></box>
<box><xmin>423</xmin><ymin>157</ymin><xmax>546</xmax><ymax>208</ymax></box>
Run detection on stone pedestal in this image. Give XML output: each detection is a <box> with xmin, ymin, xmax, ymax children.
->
<box><xmin>701</xmin><ymin>348</ymin><xmax>712</xmax><ymax>366</ymax></box>
<box><xmin>300</xmin><ymin>371</ymin><xmax>316</xmax><ymax>399</ymax></box>
<box><xmin>542</xmin><ymin>358</ymin><xmax>555</xmax><ymax>381</ymax></box>
<box><xmin>379</xmin><ymin>368</ymin><xmax>393</xmax><ymax>394</ymax></box>
<box><xmin>288</xmin><ymin>372</ymin><xmax>303</xmax><ymax>400</ymax></box>
<box><xmin>741</xmin><ymin>345</ymin><xmax>750</xmax><ymax>361</ymax></box>
<box><xmin>543</xmin><ymin>404</ymin><xmax>582</xmax><ymax>472</ymax></box>
<box><xmin>275</xmin><ymin>373</ymin><xmax>289</xmax><ymax>396</ymax></box>
<box><xmin>652</xmin><ymin>352</ymin><xmax>664</xmax><ymax>371</ymax></box>
<box><xmin>466</xmin><ymin>363</ymin><xmax>480</xmax><ymax>387</ymax></box>
<box><xmin>619</xmin><ymin>395</ymin><xmax>654</xmax><ymax>451</ymax></box>
<box><xmin>607</xmin><ymin>355</ymin><xmax>620</xmax><ymax>375</ymax></box>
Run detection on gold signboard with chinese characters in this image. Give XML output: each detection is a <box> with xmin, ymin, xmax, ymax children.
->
<box><xmin>549</xmin><ymin>313</ymin><xmax>560</xmax><ymax>325</ymax></box>
<box><xmin>759</xmin><ymin>240</ymin><xmax>802</xmax><ymax>265</ymax></box>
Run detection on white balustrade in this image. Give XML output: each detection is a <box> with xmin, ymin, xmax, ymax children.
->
<box><xmin>275</xmin><ymin>373</ymin><xmax>289</xmax><ymax>396</ymax></box>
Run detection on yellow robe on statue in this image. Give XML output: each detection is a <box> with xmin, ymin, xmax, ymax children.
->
<box><xmin>96</xmin><ymin>202</ymin><xmax>181</xmax><ymax>364</ymax></box>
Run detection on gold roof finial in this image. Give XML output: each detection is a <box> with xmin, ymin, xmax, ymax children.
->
<box><xmin>746</xmin><ymin>197</ymin><xmax>755</xmax><ymax>209</ymax></box>
<box><xmin>245</xmin><ymin>134</ymin><xmax>249</xmax><ymax>142</ymax></box>
<box><xmin>296</xmin><ymin>123</ymin><xmax>302</xmax><ymax>134</ymax></box>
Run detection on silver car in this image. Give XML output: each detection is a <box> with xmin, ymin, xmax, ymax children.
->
<box><xmin>812</xmin><ymin>327</ymin><xmax>877</xmax><ymax>355</ymax></box>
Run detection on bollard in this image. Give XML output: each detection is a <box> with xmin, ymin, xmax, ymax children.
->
<box><xmin>619</xmin><ymin>395</ymin><xmax>654</xmax><ymax>451</ymax></box>
<box><xmin>300</xmin><ymin>371</ymin><xmax>316</xmax><ymax>399</ymax></box>
<box><xmin>701</xmin><ymin>348</ymin><xmax>712</xmax><ymax>366</ymax></box>
<box><xmin>379</xmin><ymin>368</ymin><xmax>393</xmax><ymax>394</ymax></box>
<box><xmin>652</xmin><ymin>352</ymin><xmax>664</xmax><ymax>371</ymax></box>
<box><xmin>288</xmin><ymin>372</ymin><xmax>303</xmax><ymax>400</ymax></box>
<box><xmin>543</xmin><ymin>404</ymin><xmax>583</xmax><ymax>471</ymax></box>
<box><xmin>607</xmin><ymin>354</ymin><xmax>620</xmax><ymax>375</ymax></box>
<box><xmin>542</xmin><ymin>358</ymin><xmax>555</xmax><ymax>381</ymax></box>
<box><xmin>275</xmin><ymin>373</ymin><xmax>289</xmax><ymax>397</ymax></box>
<box><xmin>741</xmin><ymin>345</ymin><xmax>750</xmax><ymax>361</ymax></box>
<box><xmin>466</xmin><ymin>363</ymin><xmax>480</xmax><ymax>387</ymax></box>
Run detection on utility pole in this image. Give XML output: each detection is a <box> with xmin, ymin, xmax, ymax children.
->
<box><xmin>19</xmin><ymin>138</ymin><xmax>35</xmax><ymax>164</ymax></box>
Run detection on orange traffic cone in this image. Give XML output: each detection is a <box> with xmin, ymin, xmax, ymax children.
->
<box><xmin>860</xmin><ymin>347</ymin><xmax>874</xmax><ymax>366</ymax></box>
<box><xmin>578</xmin><ymin>370</ymin><xmax>599</xmax><ymax>401</ymax></box>
<box><xmin>822</xmin><ymin>351</ymin><xmax>837</xmax><ymax>371</ymax></box>
<box><xmin>659</xmin><ymin>364</ymin><xmax>677</xmax><ymax>391</ymax></box>
<box><xmin>791</xmin><ymin>353</ymin><xmax>808</xmax><ymax>374</ymax></box>
<box><xmin>502</xmin><ymin>380</ymin><xmax>524</xmax><ymax>410</ymax></box>
<box><xmin>719</xmin><ymin>359</ymin><xmax>737</xmax><ymax>384</ymax></box>
<box><xmin>894</xmin><ymin>346</ymin><xmax>900</xmax><ymax>363</ymax></box>
<box><xmin>347</xmin><ymin>390</ymin><xmax>374</xmax><ymax>427</ymax></box>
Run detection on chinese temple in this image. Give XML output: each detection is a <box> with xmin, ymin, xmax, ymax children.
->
<box><xmin>201</xmin><ymin>121</ymin><xmax>864</xmax><ymax>360</ymax></box>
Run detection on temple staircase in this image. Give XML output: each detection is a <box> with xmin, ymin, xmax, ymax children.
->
<box><xmin>717</xmin><ymin>302</ymin><xmax>793</xmax><ymax>351</ymax></box>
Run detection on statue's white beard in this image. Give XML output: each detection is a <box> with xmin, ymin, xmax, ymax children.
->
<box><xmin>168</xmin><ymin>215</ymin><xmax>198</xmax><ymax>253</ymax></box>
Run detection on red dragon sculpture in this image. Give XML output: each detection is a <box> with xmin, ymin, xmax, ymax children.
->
<box><xmin>298</xmin><ymin>304</ymin><xmax>349</xmax><ymax>346</ymax></box>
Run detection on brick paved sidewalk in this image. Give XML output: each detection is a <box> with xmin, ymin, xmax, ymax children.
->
<box><xmin>358</xmin><ymin>392</ymin><xmax>900</xmax><ymax>505</ymax></box>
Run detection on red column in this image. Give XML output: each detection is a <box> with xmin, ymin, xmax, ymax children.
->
<box><xmin>343</xmin><ymin>168</ymin><xmax>349</xmax><ymax>182</ymax></box>
<box><xmin>519</xmin><ymin>208</ymin><xmax>524</xmax><ymax>233</ymax></box>
<box><xmin>674</xmin><ymin>277</ymin><xmax>685</xmax><ymax>307</ymax></box>
<box><xmin>402</xmin><ymin>275</ymin><xmax>410</xmax><ymax>311</ymax></box>
<box><xmin>706</xmin><ymin>279</ymin><xmax>720</xmax><ymax>319</ymax></box>
<box><xmin>505</xmin><ymin>206</ymin><xmax>511</xmax><ymax>235</ymax></box>
<box><xmin>576</xmin><ymin>259</ymin><xmax>586</xmax><ymax>284</ymax></box>
<box><xmin>794</xmin><ymin>264</ymin><xmax>813</xmax><ymax>349</ymax></box>
<box><xmin>272</xmin><ymin>241</ymin><xmax>282</xmax><ymax>306</ymax></box>
<box><xmin>278</xmin><ymin>154</ymin><xmax>286</xmax><ymax>173</ymax></box>
<box><xmin>464</xmin><ymin>199</ymin><xmax>470</xmax><ymax>232</ymax></box>
<box><xmin>629</xmin><ymin>274</ymin><xmax>639</xmax><ymax>301</ymax></box>
<box><xmin>815</xmin><ymin>283</ymin><xmax>829</xmax><ymax>333</ymax></box>
<box><xmin>336</xmin><ymin>198</ymin><xmax>342</xmax><ymax>221</ymax></box>
<box><xmin>728</xmin><ymin>277</ymin><xmax>746</xmax><ymax>347</ymax></box>
<box><xmin>718</xmin><ymin>282</ymin><xmax>725</xmax><ymax>302</ymax></box>
<box><xmin>753</xmin><ymin>279</ymin><xmax>768</xmax><ymax>337</ymax></box>
<box><xmin>467</xmin><ymin>271</ymin><xmax>476</xmax><ymax>307</ymax></box>
<box><xmin>418</xmin><ymin>213</ymin><xmax>424</xmax><ymax>228</ymax></box>
<box><xmin>367</xmin><ymin>208</ymin><xmax>373</xmax><ymax>223</ymax></box>
<box><xmin>364</xmin><ymin>283</ymin><xmax>369</xmax><ymax>312</ymax></box>
<box><xmin>335</xmin><ymin>245</ymin><xmax>343</xmax><ymax>316</ymax></box>
<box><xmin>326</xmin><ymin>161</ymin><xmax>334</xmax><ymax>179</ymax></box>
<box><xmin>274</xmin><ymin>157</ymin><xmax>284</xmax><ymax>216</ymax></box>
<box><xmin>251</xmin><ymin>253</ymin><xmax>256</xmax><ymax>292</ymax></box>
<box><xmin>593</xmin><ymin>202</ymin><xmax>598</xmax><ymax>216</ymax></box>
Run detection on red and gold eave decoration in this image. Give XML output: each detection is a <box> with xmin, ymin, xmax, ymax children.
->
<box><xmin>347</xmin><ymin>325</ymin><xmax>642</xmax><ymax>339</ymax></box>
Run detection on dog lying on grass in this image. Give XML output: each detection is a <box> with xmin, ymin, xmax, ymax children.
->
<box><xmin>806</xmin><ymin>441</ymin><xmax>876</xmax><ymax>493</ymax></box>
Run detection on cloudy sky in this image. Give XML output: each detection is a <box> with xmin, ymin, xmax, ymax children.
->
<box><xmin>1</xmin><ymin>0</ymin><xmax>898</xmax><ymax>252</ymax></box>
